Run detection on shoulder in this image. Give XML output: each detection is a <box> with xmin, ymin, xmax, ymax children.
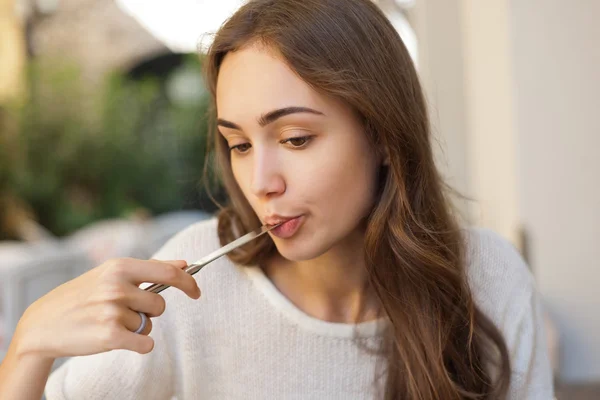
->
<box><xmin>463</xmin><ymin>228</ymin><xmax>536</xmax><ymax>328</ymax></box>
<box><xmin>464</xmin><ymin>229</ymin><xmax>555</xmax><ymax>397</ymax></box>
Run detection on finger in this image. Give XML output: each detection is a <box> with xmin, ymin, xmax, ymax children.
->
<box><xmin>113</xmin><ymin>328</ymin><xmax>155</xmax><ymax>354</ymax></box>
<box><xmin>108</xmin><ymin>258</ymin><xmax>200</xmax><ymax>299</ymax></box>
<box><xmin>150</xmin><ymin>259</ymin><xmax>187</xmax><ymax>269</ymax></box>
<box><xmin>125</xmin><ymin>287</ymin><xmax>168</xmax><ymax>318</ymax></box>
<box><xmin>122</xmin><ymin>310</ymin><xmax>153</xmax><ymax>336</ymax></box>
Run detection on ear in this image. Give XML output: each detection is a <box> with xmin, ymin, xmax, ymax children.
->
<box><xmin>382</xmin><ymin>149</ymin><xmax>390</xmax><ymax>166</ymax></box>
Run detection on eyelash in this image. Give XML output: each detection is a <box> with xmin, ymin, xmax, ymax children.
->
<box><xmin>229</xmin><ymin>136</ymin><xmax>314</xmax><ymax>154</ymax></box>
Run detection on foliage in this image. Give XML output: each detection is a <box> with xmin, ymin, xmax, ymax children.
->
<box><xmin>0</xmin><ymin>55</ymin><xmax>223</xmax><ymax>238</ymax></box>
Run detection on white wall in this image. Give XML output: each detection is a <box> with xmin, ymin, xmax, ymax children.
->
<box><xmin>510</xmin><ymin>0</ymin><xmax>600</xmax><ymax>383</ymax></box>
<box><xmin>415</xmin><ymin>0</ymin><xmax>600</xmax><ymax>383</ymax></box>
<box><xmin>412</xmin><ymin>0</ymin><xmax>471</xmax><ymax>220</ymax></box>
<box><xmin>459</xmin><ymin>0</ymin><xmax>520</xmax><ymax>245</ymax></box>
<box><xmin>414</xmin><ymin>0</ymin><xmax>520</xmax><ymax>243</ymax></box>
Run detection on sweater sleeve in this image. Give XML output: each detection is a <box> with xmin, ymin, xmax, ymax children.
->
<box><xmin>466</xmin><ymin>228</ymin><xmax>555</xmax><ymax>400</ymax></box>
<box><xmin>506</xmin><ymin>288</ymin><xmax>555</xmax><ymax>399</ymax></box>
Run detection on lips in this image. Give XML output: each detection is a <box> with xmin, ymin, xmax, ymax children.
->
<box><xmin>264</xmin><ymin>214</ymin><xmax>297</xmax><ymax>226</ymax></box>
<box><xmin>265</xmin><ymin>215</ymin><xmax>304</xmax><ymax>239</ymax></box>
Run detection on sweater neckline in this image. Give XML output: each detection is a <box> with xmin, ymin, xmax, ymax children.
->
<box><xmin>242</xmin><ymin>265</ymin><xmax>389</xmax><ymax>338</ymax></box>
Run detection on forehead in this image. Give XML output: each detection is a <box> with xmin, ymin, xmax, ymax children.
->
<box><xmin>215</xmin><ymin>44</ymin><xmax>328</xmax><ymax>120</ymax></box>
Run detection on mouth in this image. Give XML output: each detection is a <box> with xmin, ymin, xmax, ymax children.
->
<box><xmin>265</xmin><ymin>215</ymin><xmax>304</xmax><ymax>239</ymax></box>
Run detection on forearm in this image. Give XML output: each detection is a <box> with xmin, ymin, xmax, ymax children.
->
<box><xmin>0</xmin><ymin>340</ymin><xmax>55</xmax><ymax>400</ymax></box>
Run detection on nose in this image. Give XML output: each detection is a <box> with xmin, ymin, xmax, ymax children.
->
<box><xmin>250</xmin><ymin>148</ymin><xmax>286</xmax><ymax>198</ymax></box>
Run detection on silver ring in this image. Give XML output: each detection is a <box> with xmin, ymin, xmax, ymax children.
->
<box><xmin>134</xmin><ymin>312</ymin><xmax>148</xmax><ymax>334</ymax></box>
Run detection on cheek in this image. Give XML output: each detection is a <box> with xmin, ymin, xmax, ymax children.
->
<box><xmin>298</xmin><ymin>141</ymin><xmax>379</xmax><ymax>216</ymax></box>
<box><xmin>231</xmin><ymin>160</ymin><xmax>255</xmax><ymax>201</ymax></box>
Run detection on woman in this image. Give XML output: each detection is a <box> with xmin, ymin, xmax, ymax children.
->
<box><xmin>0</xmin><ymin>0</ymin><xmax>553</xmax><ymax>398</ymax></box>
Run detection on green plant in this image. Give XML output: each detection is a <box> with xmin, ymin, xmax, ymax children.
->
<box><xmin>0</xmin><ymin>55</ymin><xmax>223</xmax><ymax>238</ymax></box>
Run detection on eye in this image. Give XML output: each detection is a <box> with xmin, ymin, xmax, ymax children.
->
<box><xmin>281</xmin><ymin>136</ymin><xmax>313</xmax><ymax>149</ymax></box>
<box><xmin>229</xmin><ymin>143</ymin><xmax>252</xmax><ymax>154</ymax></box>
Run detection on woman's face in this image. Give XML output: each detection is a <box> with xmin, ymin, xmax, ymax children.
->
<box><xmin>216</xmin><ymin>44</ymin><xmax>382</xmax><ymax>261</ymax></box>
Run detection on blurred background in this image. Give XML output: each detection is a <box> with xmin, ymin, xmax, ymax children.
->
<box><xmin>0</xmin><ymin>0</ymin><xmax>598</xmax><ymax>398</ymax></box>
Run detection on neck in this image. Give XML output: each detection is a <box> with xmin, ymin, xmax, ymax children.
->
<box><xmin>263</xmin><ymin>230</ymin><xmax>381</xmax><ymax>324</ymax></box>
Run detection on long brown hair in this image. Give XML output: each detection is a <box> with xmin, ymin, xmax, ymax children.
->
<box><xmin>203</xmin><ymin>0</ymin><xmax>511</xmax><ymax>398</ymax></box>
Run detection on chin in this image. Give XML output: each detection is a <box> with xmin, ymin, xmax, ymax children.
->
<box><xmin>271</xmin><ymin>233</ymin><xmax>333</xmax><ymax>262</ymax></box>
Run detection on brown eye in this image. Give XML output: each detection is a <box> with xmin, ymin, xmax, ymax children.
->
<box><xmin>230</xmin><ymin>143</ymin><xmax>252</xmax><ymax>154</ymax></box>
<box><xmin>281</xmin><ymin>136</ymin><xmax>313</xmax><ymax>148</ymax></box>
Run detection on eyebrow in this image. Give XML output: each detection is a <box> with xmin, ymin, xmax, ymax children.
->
<box><xmin>217</xmin><ymin>106</ymin><xmax>325</xmax><ymax>131</ymax></box>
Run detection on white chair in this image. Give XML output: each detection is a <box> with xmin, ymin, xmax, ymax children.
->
<box><xmin>63</xmin><ymin>218</ymin><xmax>150</xmax><ymax>265</ymax></box>
<box><xmin>0</xmin><ymin>244</ymin><xmax>93</xmax><ymax>364</ymax></box>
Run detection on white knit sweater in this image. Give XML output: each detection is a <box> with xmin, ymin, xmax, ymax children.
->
<box><xmin>45</xmin><ymin>218</ymin><xmax>554</xmax><ymax>399</ymax></box>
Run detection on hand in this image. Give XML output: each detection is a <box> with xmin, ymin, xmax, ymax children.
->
<box><xmin>13</xmin><ymin>258</ymin><xmax>200</xmax><ymax>361</ymax></box>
